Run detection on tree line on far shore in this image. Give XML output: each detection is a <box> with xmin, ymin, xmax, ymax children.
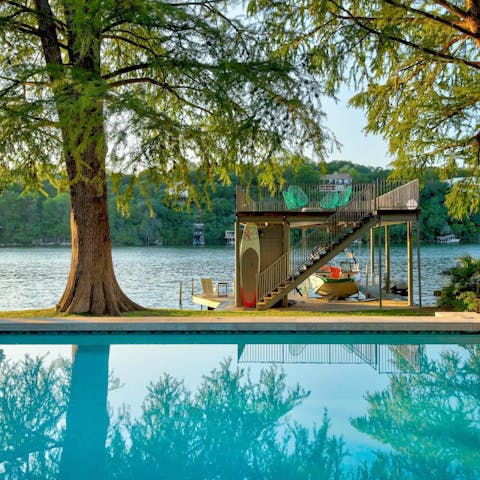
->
<box><xmin>0</xmin><ymin>161</ymin><xmax>479</xmax><ymax>247</ymax></box>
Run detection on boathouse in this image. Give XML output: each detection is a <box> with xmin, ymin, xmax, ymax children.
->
<box><xmin>234</xmin><ymin>179</ymin><xmax>421</xmax><ymax>310</ymax></box>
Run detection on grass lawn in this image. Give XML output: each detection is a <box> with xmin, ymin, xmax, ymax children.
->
<box><xmin>0</xmin><ymin>306</ymin><xmax>439</xmax><ymax>318</ymax></box>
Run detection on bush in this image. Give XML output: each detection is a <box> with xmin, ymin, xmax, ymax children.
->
<box><xmin>438</xmin><ymin>255</ymin><xmax>480</xmax><ymax>312</ymax></box>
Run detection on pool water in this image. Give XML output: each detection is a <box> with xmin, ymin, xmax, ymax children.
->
<box><xmin>0</xmin><ymin>333</ymin><xmax>479</xmax><ymax>479</ymax></box>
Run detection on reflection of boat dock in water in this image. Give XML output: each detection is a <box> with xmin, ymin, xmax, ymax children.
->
<box><xmin>224</xmin><ymin>230</ymin><xmax>235</xmax><ymax>246</ymax></box>
<box><xmin>238</xmin><ymin>343</ymin><xmax>425</xmax><ymax>374</ymax></box>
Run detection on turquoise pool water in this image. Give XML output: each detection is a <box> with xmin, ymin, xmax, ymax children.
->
<box><xmin>0</xmin><ymin>333</ymin><xmax>479</xmax><ymax>479</ymax></box>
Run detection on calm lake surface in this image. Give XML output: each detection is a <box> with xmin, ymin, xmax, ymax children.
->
<box><xmin>0</xmin><ymin>243</ymin><xmax>479</xmax><ymax>310</ymax></box>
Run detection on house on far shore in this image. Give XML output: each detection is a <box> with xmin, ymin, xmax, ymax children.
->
<box><xmin>224</xmin><ymin>230</ymin><xmax>235</xmax><ymax>246</ymax></box>
<box><xmin>325</xmin><ymin>172</ymin><xmax>353</xmax><ymax>187</ymax></box>
<box><xmin>192</xmin><ymin>223</ymin><xmax>205</xmax><ymax>246</ymax></box>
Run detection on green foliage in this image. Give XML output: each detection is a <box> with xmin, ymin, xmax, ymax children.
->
<box><xmin>0</xmin><ymin>176</ymin><xmax>235</xmax><ymax>246</ymax></box>
<box><xmin>438</xmin><ymin>255</ymin><xmax>480</xmax><ymax>312</ymax></box>
<box><xmin>2</xmin><ymin>164</ymin><xmax>479</xmax><ymax>246</ymax></box>
<box><xmin>0</xmin><ymin>0</ymin><xmax>332</xmax><ymax>201</ymax></box>
<box><xmin>252</xmin><ymin>0</ymin><xmax>480</xmax><ymax>218</ymax></box>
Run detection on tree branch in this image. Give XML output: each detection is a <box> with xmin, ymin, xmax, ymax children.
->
<box><xmin>106</xmin><ymin>77</ymin><xmax>214</xmax><ymax>115</ymax></box>
<box><xmin>383</xmin><ymin>0</ymin><xmax>479</xmax><ymax>40</ymax></box>
<box><xmin>34</xmin><ymin>0</ymin><xmax>63</xmax><ymax>67</ymax></box>
<box><xmin>327</xmin><ymin>0</ymin><xmax>480</xmax><ymax>70</ymax></box>
<box><xmin>102</xmin><ymin>62</ymin><xmax>154</xmax><ymax>80</ymax></box>
<box><xmin>5</xmin><ymin>0</ymin><xmax>67</xmax><ymax>29</ymax></box>
<box><xmin>102</xmin><ymin>34</ymin><xmax>157</xmax><ymax>56</ymax></box>
<box><xmin>434</xmin><ymin>0</ymin><xmax>468</xmax><ymax>19</ymax></box>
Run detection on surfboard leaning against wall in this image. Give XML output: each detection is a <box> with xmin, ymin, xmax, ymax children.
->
<box><xmin>239</xmin><ymin>223</ymin><xmax>261</xmax><ymax>307</ymax></box>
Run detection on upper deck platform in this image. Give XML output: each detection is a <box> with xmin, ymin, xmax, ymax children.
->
<box><xmin>236</xmin><ymin>179</ymin><xmax>420</xmax><ymax>226</ymax></box>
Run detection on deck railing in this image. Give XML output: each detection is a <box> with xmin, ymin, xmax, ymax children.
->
<box><xmin>238</xmin><ymin>344</ymin><xmax>425</xmax><ymax>373</ymax></box>
<box><xmin>236</xmin><ymin>179</ymin><xmax>419</xmax><ymax>213</ymax></box>
<box><xmin>256</xmin><ymin>250</ymin><xmax>290</xmax><ymax>302</ymax></box>
<box><xmin>376</xmin><ymin>179</ymin><xmax>419</xmax><ymax>210</ymax></box>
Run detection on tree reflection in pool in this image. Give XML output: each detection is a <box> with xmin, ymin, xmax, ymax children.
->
<box><xmin>0</xmin><ymin>341</ymin><xmax>479</xmax><ymax>479</ymax></box>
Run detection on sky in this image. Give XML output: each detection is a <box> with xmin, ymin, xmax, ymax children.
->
<box><xmin>322</xmin><ymin>88</ymin><xmax>392</xmax><ymax>169</ymax></box>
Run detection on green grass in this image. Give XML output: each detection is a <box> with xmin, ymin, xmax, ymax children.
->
<box><xmin>0</xmin><ymin>306</ymin><xmax>438</xmax><ymax>318</ymax></box>
<box><xmin>0</xmin><ymin>308</ymin><xmax>72</xmax><ymax>318</ymax></box>
<box><xmin>124</xmin><ymin>307</ymin><xmax>438</xmax><ymax>317</ymax></box>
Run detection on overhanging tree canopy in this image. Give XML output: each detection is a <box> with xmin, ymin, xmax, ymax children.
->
<box><xmin>252</xmin><ymin>0</ymin><xmax>480</xmax><ymax>218</ymax></box>
<box><xmin>0</xmin><ymin>0</ymin><xmax>331</xmax><ymax>314</ymax></box>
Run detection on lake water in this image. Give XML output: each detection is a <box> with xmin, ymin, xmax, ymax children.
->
<box><xmin>0</xmin><ymin>333</ymin><xmax>479</xmax><ymax>479</ymax></box>
<box><xmin>0</xmin><ymin>243</ymin><xmax>479</xmax><ymax>311</ymax></box>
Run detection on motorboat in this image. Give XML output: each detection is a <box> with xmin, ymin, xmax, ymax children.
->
<box><xmin>309</xmin><ymin>249</ymin><xmax>360</xmax><ymax>300</ymax></box>
<box><xmin>435</xmin><ymin>234</ymin><xmax>460</xmax><ymax>244</ymax></box>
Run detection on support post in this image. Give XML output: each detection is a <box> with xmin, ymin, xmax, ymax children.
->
<box><xmin>407</xmin><ymin>221</ymin><xmax>414</xmax><ymax>306</ymax></box>
<box><xmin>378</xmin><ymin>220</ymin><xmax>382</xmax><ymax>308</ymax></box>
<box><xmin>416</xmin><ymin>217</ymin><xmax>422</xmax><ymax>307</ymax></box>
<box><xmin>282</xmin><ymin>220</ymin><xmax>290</xmax><ymax>307</ymax></box>
<box><xmin>234</xmin><ymin>220</ymin><xmax>241</xmax><ymax>307</ymax></box>
<box><xmin>370</xmin><ymin>228</ymin><xmax>375</xmax><ymax>285</ymax></box>
<box><xmin>385</xmin><ymin>225</ymin><xmax>391</xmax><ymax>294</ymax></box>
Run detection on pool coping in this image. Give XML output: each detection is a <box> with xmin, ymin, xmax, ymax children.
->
<box><xmin>0</xmin><ymin>312</ymin><xmax>480</xmax><ymax>334</ymax></box>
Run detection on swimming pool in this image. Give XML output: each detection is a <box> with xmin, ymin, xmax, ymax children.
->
<box><xmin>1</xmin><ymin>333</ymin><xmax>479</xmax><ymax>479</ymax></box>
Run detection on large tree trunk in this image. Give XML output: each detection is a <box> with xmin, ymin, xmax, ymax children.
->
<box><xmin>56</xmin><ymin>175</ymin><xmax>142</xmax><ymax>315</ymax></box>
<box><xmin>56</xmin><ymin>110</ymin><xmax>142</xmax><ymax>316</ymax></box>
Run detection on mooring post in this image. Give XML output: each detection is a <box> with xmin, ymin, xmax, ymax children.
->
<box><xmin>179</xmin><ymin>281</ymin><xmax>183</xmax><ymax>306</ymax></box>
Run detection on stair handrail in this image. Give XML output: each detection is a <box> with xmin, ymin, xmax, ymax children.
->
<box><xmin>256</xmin><ymin>251</ymin><xmax>289</xmax><ymax>303</ymax></box>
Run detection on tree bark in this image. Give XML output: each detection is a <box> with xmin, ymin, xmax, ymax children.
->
<box><xmin>56</xmin><ymin>176</ymin><xmax>142</xmax><ymax>315</ymax></box>
<box><xmin>56</xmin><ymin>118</ymin><xmax>142</xmax><ymax>315</ymax></box>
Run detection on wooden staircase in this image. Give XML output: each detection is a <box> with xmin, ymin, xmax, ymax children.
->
<box><xmin>256</xmin><ymin>214</ymin><xmax>378</xmax><ymax>310</ymax></box>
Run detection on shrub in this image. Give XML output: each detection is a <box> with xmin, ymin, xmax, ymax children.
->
<box><xmin>438</xmin><ymin>255</ymin><xmax>480</xmax><ymax>312</ymax></box>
